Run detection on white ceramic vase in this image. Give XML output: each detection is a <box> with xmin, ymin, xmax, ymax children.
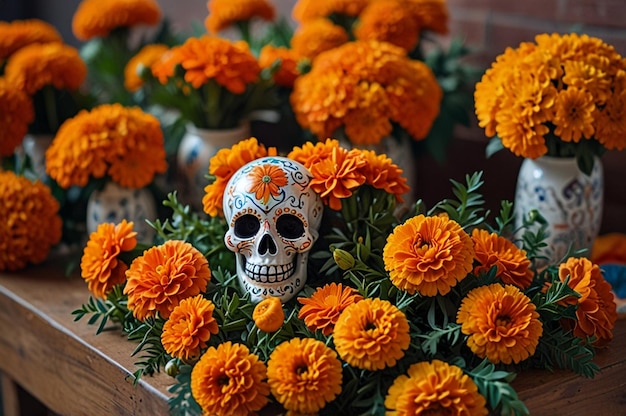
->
<box><xmin>514</xmin><ymin>156</ymin><xmax>604</xmax><ymax>263</ymax></box>
<box><xmin>86</xmin><ymin>181</ymin><xmax>157</xmax><ymax>244</ymax></box>
<box><xmin>20</xmin><ymin>134</ymin><xmax>54</xmax><ymax>181</ymax></box>
<box><xmin>176</xmin><ymin>122</ymin><xmax>251</xmax><ymax>211</ymax></box>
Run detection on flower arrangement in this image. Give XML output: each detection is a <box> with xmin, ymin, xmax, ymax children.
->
<box><xmin>475</xmin><ymin>32</ymin><xmax>626</xmax><ymax>175</ymax></box>
<box><xmin>73</xmin><ymin>138</ymin><xmax>617</xmax><ymax>415</ymax></box>
<box><xmin>0</xmin><ymin>170</ymin><xmax>62</xmax><ymax>271</ymax></box>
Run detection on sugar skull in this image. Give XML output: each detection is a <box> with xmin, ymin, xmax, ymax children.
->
<box><xmin>223</xmin><ymin>156</ymin><xmax>323</xmax><ymax>302</ymax></box>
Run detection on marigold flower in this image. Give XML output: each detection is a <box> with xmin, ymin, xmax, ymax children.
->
<box><xmin>253</xmin><ymin>296</ymin><xmax>285</xmax><ymax>332</ymax></box>
<box><xmin>333</xmin><ymin>298</ymin><xmax>410</xmax><ymax>370</ymax></box>
<box><xmin>358</xmin><ymin>149</ymin><xmax>410</xmax><ymax>203</ymax></box>
<box><xmin>267</xmin><ymin>338</ymin><xmax>342</xmax><ymax>413</ymax></box>
<box><xmin>202</xmin><ymin>137</ymin><xmax>276</xmax><ymax>216</ymax></box>
<box><xmin>45</xmin><ymin>103</ymin><xmax>167</xmax><ymax>189</ymax></box>
<box><xmin>471</xmin><ymin>228</ymin><xmax>533</xmax><ymax>289</ymax></box>
<box><xmin>0</xmin><ymin>78</ymin><xmax>34</xmax><ymax>157</ymax></box>
<box><xmin>558</xmin><ymin>257</ymin><xmax>617</xmax><ymax>346</ymax></box>
<box><xmin>290</xmin><ymin>19</ymin><xmax>349</xmax><ymax>59</ymax></box>
<box><xmin>80</xmin><ymin>220</ymin><xmax>137</xmax><ymax>299</ymax></box>
<box><xmin>151</xmin><ymin>35</ymin><xmax>260</xmax><ymax>93</ymax></box>
<box><xmin>191</xmin><ymin>341</ymin><xmax>269</xmax><ymax>416</ymax></box>
<box><xmin>292</xmin><ymin>0</ymin><xmax>369</xmax><ymax>23</ymax></box>
<box><xmin>0</xmin><ymin>19</ymin><xmax>63</xmax><ymax>59</ymax></box>
<box><xmin>385</xmin><ymin>359</ymin><xmax>487</xmax><ymax>415</ymax></box>
<box><xmin>124</xmin><ymin>240</ymin><xmax>211</xmax><ymax>320</ymax></box>
<box><xmin>72</xmin><ymin>0</ymin><xmax>162</xmax><ymax>41</ymax></box>
<box><xmin>457</xmin><ymin>284</ymin><xmax>543</xmax><ymax>364</ymax></box>
<box><xmin>4</xmin><ymin>42</ymin><xmax>87</xmax><ymax>95</ymax></box>
<box><xmin>383</xmin><ymin>214</ymin><xmax>475</xmax><ymax>296</ymax></box>
<box><xmin>406</xmin><ymin>0</ymin><xmax>450</xmax><ymax>35</ymax></box>
<box><xmin>290</xmin><ymin>40</ymin><xmax>442</xmax><ymax>146</ymax></box>
<box><xmin>297</xmin><ymin>282</ymin><xmax>363</xmax><ymax>336</ymax></box>
<box><xmin>354</xmin><ymin>0</ymin><xmax>420</xmax><ymax>52</ymax></box>
<box><xmin>205</xmin><ymin>0</ymin><xmax>275</xmax><ymax>34</ymax></box>
<box><xmin>161</xmin><ymin>295</ymin><xmax>219</xmax><ymax>361</ymax></box>
<box><xmin>0</xmin><ymin>172</ymin><xmax>62</xmax><ymax>271</ymax></box>
<box><xmin>258</xmin><ymin>45</ymin><xmax>301</xmax><ymax>88</ymax></box>
<box><xmin>123</xmin><ymin>43</ymin><xmax>169</xmax><ymax>92</ymax></box>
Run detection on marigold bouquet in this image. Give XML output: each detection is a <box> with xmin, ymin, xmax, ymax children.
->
<box><xmin>74</xmin><ymin>137</ymin><xmax>617</xmax><ymax>415</ymax></box>
<box><xmin>475</xmin><ymin>32</ymin><xmax>626</xmax><ymax>175</ymax></box>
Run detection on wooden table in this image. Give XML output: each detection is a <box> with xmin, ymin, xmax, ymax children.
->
<box><xmin>1</xmin><ymin>258</ymin><xmax>626</xmax><ymax>416</ymax></box>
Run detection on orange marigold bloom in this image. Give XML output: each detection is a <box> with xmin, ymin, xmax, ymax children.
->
<box><xmin>205</xmin><ymin>0</ymin><xmax>275</xmax><ymax>34</ymax></box>
<box><xmin>45</xmin><ymin>103</ymin><xmax>167</xmax><ymax>189</ymax></box>
<box><xmin>385</xmin><ymin>359</ymin><xmax>487</xmax><ymax>416</ymax></box>
<box><xmin>0</xmin><ymin>78</ymin><xmax>34</xmax><ymax>157</ymax></box>
<box><xmin>123</xmin><ymin>43</ymin><xmax>169</xmax><ymax>92</ymax></box>
<box><xmin>0</xmin><ymin>19</ymin><xmax>63</xmax><ymax>60</ymax></box>
<box><xmin>191</xmin><ymin>341</ymin><xmax>269</xmax><ymax>416</ymax></box>
<box><xmin>0</xmin><ymin>172</ymin><xmax>62</xmax><ymax>271</ymax></box>
<box><xmin>558</xmin><ymin>257</ymin><xmax>617</xmax><ymax>346</ymax></box>
<box><xmin>471</xmin><ymin>228</ymin><xmax>533</xmax><ymax>289</ymax></box>
<box><xmin>202</xmin><ymin>137</ymin><xmax>276</xmax><ymax>216</ymax></box>
<box><xmin>358</xmin><ymin>149</ymin><xmax>410</xmax><ymax>202</ymax></box>
<box><xmin>457</xmin><ymin>284</ymin><xmax>543</xmax><ymax>365</ymax></box>
<box><xmin>247</xmin><ymin>163</ymin><xmax>289</xmax><ymax>204</ymax></box>
<box><xmin>290</xmin><ymin>19</ymin><xmax>349</xmax><ymax>60</ymax></box>
<box><xmin>258</xmin><ymin>45</ymin><xmax>301</xmax><ymax>88</ymax></box>
<box><xmin>161</xmin><ymin>295</ymin><xmax>219</xmax><ymax>361</ymax></box>
<box><xmin>72</xmin><ymin>0</ymin><xmax>162</xmax><ymax>41</ymax></box>
<box><xmin>253</xmin><ymin>296</ymin><xmax>285</xmax><ymax>332</ymax></box>
<box><xmin>267</xmin><ymin>338</ymin><xmax>342</xmax><ymax>413</ymax></box>
<box><xmin>333</xmin><ymin>298</ymin><xmax>411</xmax><ymax>370</ymax></box>
<box><xmin>124</xmin><ymin>240</ymin><xmax>211</xmax><ymax>320</ymax></box>
<box><xmin>291</xmin><ymin>40</ymin><xmax>442</xmax><ymax>146</ymax></box>
<box><xmin>4</xmin><ymin>42</ymin><xmax>87</xmax><ymax>95</ymax></box>
<box><xmin>297</xmin><ymin>282</ymin><xmax>364</xmax><ymax>336</ymax></box>
<box><xmin>152</xmin><ymin>35</ymin><xmax>260</xmax><ymax>93</ymax></box>
<box><xmin>354</xmin><ymin>0</ymin><xmax>420</xmax><ymax>52</ymax></box>
<box><xmin>383</xmin><ymin>214</ymin><xmax>475</xmax><ymax>296</ymax></box>
<box><xmin>406</xmin><ymin>0</ymin><xmax>450</xmax><ymax>35</ymax></box>
<box><xmin>80</xmin><ymin>220</ymin><xmax>137</xmax><ymax>299</ymax></box>
<box><xmin>292</xmin><ymin>0</ymin><xmax>369</xmax><ymax>23</ymax></box>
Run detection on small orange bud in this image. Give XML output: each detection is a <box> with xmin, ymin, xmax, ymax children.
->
<box><xmin>253</xmin><ymin>296</ymin><xmax>285</xmax><ymax>332</ymax></box>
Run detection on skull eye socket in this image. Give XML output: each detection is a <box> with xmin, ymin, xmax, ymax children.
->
<box><xmin>234</xmin><ymin>214</ymin><xmax>260</xmax><ymax>238</ymax></box>
<box><xmin>276</xmin><ymin>214</ymin><xmax>305</xmax><ymax>239</ymax></box>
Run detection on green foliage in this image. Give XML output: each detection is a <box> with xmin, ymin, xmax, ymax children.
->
<box><xmin>72</xmin><ymin>285</ymin><xmax>132</xmax><ymax>334</ymax></box>
<box><xmin>468</xmin><ymin>360</ymin><xmax>529</xmax><ymax>416</ymax></box>
<box><xmin>429</xmin><ymin>171</ymin><xmax>488</xmax><ymax>229</ymax></box>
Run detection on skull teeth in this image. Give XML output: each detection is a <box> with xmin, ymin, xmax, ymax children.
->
<box><xmin>244</xmin><ymin>262</ymin><xmax>295</xmax><ymax>283</ymax></box>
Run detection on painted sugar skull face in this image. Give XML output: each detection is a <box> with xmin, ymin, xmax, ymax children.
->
<box><xmin>223</xmin><ymin>156</ymin><xmax>323</xmax><ymax>302</ymax></box>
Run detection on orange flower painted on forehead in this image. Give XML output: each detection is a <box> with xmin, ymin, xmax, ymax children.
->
<box><xmin>247</xmin><ymin>163</ymin><xmax>288</xmax><ymax>204</ymax></box>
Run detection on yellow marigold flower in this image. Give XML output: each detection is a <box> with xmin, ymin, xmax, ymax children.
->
<box><xmin>123</xmin><ymin>43</ymin><xmax>169</xmax><ymax>92</ymax></box>
<box><xmin>292</xmin><ymin>0</ymin><xmax>369</xmax><ymax>23</ymax></box>
<box><xmin>259</xmin><ymin>45</ymin><xmax>301</xmax><ymax>88</ymax></box>
<box><xmin>0</xmin><ymin>172</ymin><xmax>62</xmax><ymax>271</ymax></box>
<box><xmin>457</xmin><ymin>284</ymin><xmax>543</xmax><ymax>364</ymax></box>
<box><xmin>471</xmin><ymin>228</ymin><xmax>533</xmax><ymax>289</ymax></box>
<box><xmin>385</xmin><ymin>359</ymin><xmax>487</xmax><ymax>416</ymax></box>
<box><xmin>0</xmin><ymin>19</ymin><xmax>63</xmax><ymax>59</ymax></box>
<box><xmin>358</xmin><ymin>149</ymin><xmax>410</xmax><ymax>203</ymax></box>
<box><xmin>191</xmin><ymin>341</ymin><xmax>269</xmax><ymax>416</ymax></box>
<box><xmin>297</xmin><ymin>282</ymin><xmax>363</xmax><ymax>336</ymax></box>
<box><xmin>161</xmin><ymin>295</ymin><xmax>219</xmax><ymax>361</ymax></box>
<box><xmin>333</xmin><ymin>298</ymin><xmax>410</xmax><ymax>370</ymax></box>
<box><xmin>80</xmin><ymin>220</ymin><xmax>137</xmax><ymax>299</ymax></box>
<box><xmin>205</xmin><ymin>0</ymin><xmax>275</xmax><ymax>34</ymax></box>
<box><xmin>290</xmin><ymin>18</ymin><xmax>349</xmax><ymax>59</ymax></box>
<box><xmin>124</xmin><ymin>240</ymin><xmax>211</xmax><ymax>320</ymax></box>
<box><xmin>558</xmin><ymin>257</ymin><xmax>617</xmax><ymax>346</ymax></box>
<box><xmin>72</xmin><ymin>0</ymin><xmax>162</xmax><ymax>41</ymax></box>
<box><xmin>202</xmin><ymin>137</ymin><xmax>277</xmax><ymax>216</ymax></box>
<box><xmin>152</xmin><ymin>35</ymin><xmax>260</xmax><ymax>93</ymax></box>
<box><xmin>4</xmin><ymin>42</ymin><xmax>87</xmax><ymax>95</ymax></box>
<box><xmin>267</xmin><ymin>338</ymin><xmax>342</xmax><ymax>413</ymax></box>
<box><xmin>45</xmin><ymin>103</ymin><xmax>167</xmax><ymax>189</ymax></box>
<box><xmin>0</xmin><ymin>78</ymin><xmax>34</xmax><ymax>157</ymax></box>
<box><xmin>383</xmin><ymin>214</ymin><xmax>475</xmax><ymax>296</ymax></box>
<box><xmin>354</xmin><ymin>0</ymin><xmax>420</xmax><ymax>52</ymax></box>
<box><xmin>291</xmin><ymin>40</ymin><xmax>441</xmax><ymax>146</ymax></box>
<box><xmin>253</xmin><ymin>296</ymin><xmax>285</xmax><ymax>332</ymax></box>
<box><xmin>553</xmin><ymin>87</ymin><xmax>596</xmax><ymax>142</ymax></box>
